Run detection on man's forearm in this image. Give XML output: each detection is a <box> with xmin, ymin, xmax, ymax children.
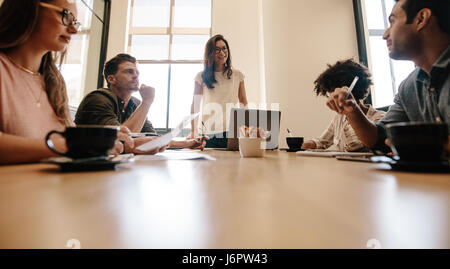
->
<box><xmin>123</xmin><ymin>101</ymin><xmax>152</xmax><ymax>133</ymax></box>
<box><xmin>345</xmin><ymin>107</ymin><xmax>379</xmax><ymax>148</ymax></box>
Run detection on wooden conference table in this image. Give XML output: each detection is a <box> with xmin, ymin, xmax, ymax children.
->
<box><xmin>0</xmin><ymin>149</ymin><xmax>449</xmax><ymax>249</ymax></box>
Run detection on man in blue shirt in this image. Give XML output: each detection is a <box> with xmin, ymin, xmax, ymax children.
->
<box><xmin>326</xmin><ymin>0</ymin><xmax>450</xmax><ymax>153</ymax></box>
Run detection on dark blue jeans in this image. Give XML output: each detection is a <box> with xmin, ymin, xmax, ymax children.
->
<box><xmin>205</xmin><ymin>131</ymin><xmax>228</xmax><ymax>148</ymax></box>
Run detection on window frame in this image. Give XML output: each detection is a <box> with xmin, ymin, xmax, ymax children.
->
<box><xmin>352</xmin><ymin>0</ymin><xmax>372</xmax><ymax>105</ymax></box>
<box><xmin>353</xmin><ymin>0</ymin><xmax>404</xmax><ymax>108</ymax></box>
<box><xmin>72</xmin><ymin>0</ymin><xmax>112</xmax><ymax>89</ymax></box>
<box><xmin>128</xmin><ymin>0</ymin><xmax>213</xmax><ymax>129</ymax></box>
<box><xmin>98</xmin><ymin>0</ymin><xmax>111</xmax><ymax>89</ymax></box>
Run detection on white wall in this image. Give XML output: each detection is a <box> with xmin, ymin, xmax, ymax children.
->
<box><xmin>212</xmin><ymin>0</ymin><xmax>266</xmax><ymax>104</ymax></box>
<box><xmin>261</xmin><ymin>0</ymin><xmax>359</xmax><ymax>147</ymax></box>
<box><xmin>106</xmin><ymin>0</ymin><xmax>130</xmax><ymax>63</ymax></box>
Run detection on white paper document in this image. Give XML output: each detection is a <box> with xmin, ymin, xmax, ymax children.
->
<box><xmin>136</xmin><ymin>113</ymin><xmax>200</xmax><ymax>152</ymax></box>
<box><xmin>296</xmin><ymin>150</ymin><xmax>374</xmax><ymax>158</ymax></box>
<box><xmin>135</xmin><ymin>151</ymin><xmax>216</xmax><ymax>161</ymax></box>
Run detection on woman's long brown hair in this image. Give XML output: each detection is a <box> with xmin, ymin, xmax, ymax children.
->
<box><xmin>201</xmin><ymin>34</ymin><xmax>233</xmax><ymax>89</ymax></box>
<box><xmin>0</xmin><ymin>0</ymin><xmax>72</xmax><ymax>126</ymax></box>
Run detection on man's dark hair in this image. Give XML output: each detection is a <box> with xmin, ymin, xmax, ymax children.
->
<box><xmin>395</xmin><ymin>0</ymin><xmax>450</xmax><ymax>34</ymax></box>
<box><xmin>103</xmin><ymin>53</ymin><xmax>137</xmax><ymax>87</ymax></box>
<box><xmin>314</xmin><ymin>59</ymin><xmax>373</xmax><ymax>101</ymax></box>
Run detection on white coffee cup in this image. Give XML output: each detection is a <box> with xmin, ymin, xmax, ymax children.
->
<box><xmin>239</xmin><ymin>137</ymin><xmax>265</xmax><ymax>157</ymax></box>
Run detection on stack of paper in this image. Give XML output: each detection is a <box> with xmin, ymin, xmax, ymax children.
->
<box><xmin>135</xmin><ymin>151</ymin><xmax>216</xmax><ymax>161</ymax></box>
<box><xmin>136</xmin><ymin>113</ymin><xmax>200</xmax><ymax>152</ymax></box>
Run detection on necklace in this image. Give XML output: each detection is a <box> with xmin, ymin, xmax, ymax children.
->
<box><xmin>31</xmin><ymin>84</ymin><xmax>43</xmax><ymax>108</ymax></box>
<box><xmin>4</xmin><ymin>54</ymin><xmax>40</xmax><ymax>75</ymax></box>
<box><xmin>4</xmin><ymin>54</ymin><xmax>43</xmax><ymax>108</ymax></box>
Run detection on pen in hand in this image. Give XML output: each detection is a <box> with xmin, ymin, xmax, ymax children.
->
<box><xmin>196</xmin><ymin>121</ymin><xmax>206</xmax><ymax>151</ymax></box>
<box><xmin>287</xmin><ymin>128</ymin><xmax>293</xmax><ymax>137</ymax></box>
<box><xmin>344</xmin><ymin>76</ymin><xmax>359</xmax><ymax>99</ymax></box>
<box><xmin>130</xmin><ymin>132</ymin><xmax>158</xmax><ymax>138</ymax></box>
<box><xmin>201</xmin><ymin>121</ymin><xmax>206</xmax><ymax>136</ymax></box>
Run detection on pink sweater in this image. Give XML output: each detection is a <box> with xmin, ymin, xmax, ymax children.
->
<box><xmin>0</xmin><ymin>52</ymin><xmax>65</xmax><ymax>139</ymax></box>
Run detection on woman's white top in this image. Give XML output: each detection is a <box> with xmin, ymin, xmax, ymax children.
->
<box><xmin>194</xmin><ymin>69</ymin><xmax>245</xmax><ymax>134</ymax></box>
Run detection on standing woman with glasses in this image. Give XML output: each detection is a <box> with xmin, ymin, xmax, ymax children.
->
<box><xmin>0</xmin><ymin>0</ymin><xmax>124</xmax><ymax>164</ymax></box>
<box><xmin>190</xmin><ymin>34</ymin><xmax>248</xmax><ymax>148</ymax></box>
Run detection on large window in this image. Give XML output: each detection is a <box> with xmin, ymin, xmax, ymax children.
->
<box><xmin>361</xmin><ymin>0</ymin><xmax>415</xmax><ymax>108</ymax></box>
<box><xmin>128</xmin><ymin>0</ymin><xmax>212</xmax><ymax>129</ymax></box>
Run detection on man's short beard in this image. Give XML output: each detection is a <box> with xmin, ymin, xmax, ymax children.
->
<box><xmin>390</xmin><ymin>32</ymin><xmax>421</xmax><ymax>61</ymax></box>
<box><xmin>389</xmin><ymin>50</ymin><xmax>406</xmax><ymax>60</ymax></box>
<box><xmin>130</xmin><ymin>87</ymin><xmax>139</xmax><ymax>92</ymax></box>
